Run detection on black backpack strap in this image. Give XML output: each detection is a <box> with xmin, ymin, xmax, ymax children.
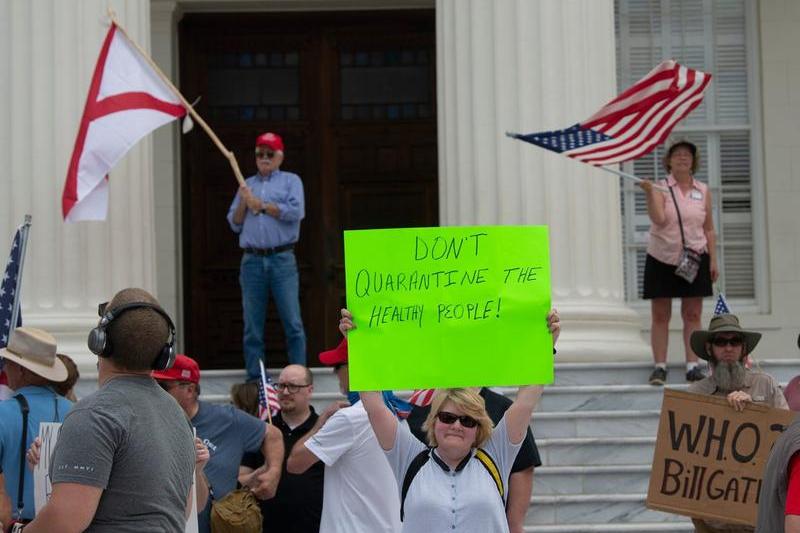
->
<box><xmin>474</xmin><ymin>448</ymin><xmax>504</xmax><ymax>503</ymax></box>
<box><xmin>400</xmin><ymin>449</ymin><xmax>430</xmax><ymax>522</ymax></box>
<box><xmin>14</xmin><ymin>394</ymin><xmax>30</xmax><ymax>518</ymax></box>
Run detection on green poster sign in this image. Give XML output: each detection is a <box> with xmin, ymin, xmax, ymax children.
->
<box><xmin>344</xmin><ymin>225</ymin><xmax>553</xmax><ymax>390</ymax></box>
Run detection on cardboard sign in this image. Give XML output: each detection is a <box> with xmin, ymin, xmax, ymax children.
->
<box><xmin>344</xmin><ymin>225</ymin><xmax>552</xmax><ymax>390</ymax></box>
<box><xmin>646</xmin><ymin>389</ymin><xmax>795</xmax><ymax>526</ymax></box>
<box><xmin>33</xmin><ymin>422</ymin><xmax>61</xmax><ymax>513</ymax></box>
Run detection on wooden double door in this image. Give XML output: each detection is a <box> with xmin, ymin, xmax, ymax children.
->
<box><xmin>179</xmin><ymin>10</ymin><xmax>438</xmax><ymax>369</ymax></box>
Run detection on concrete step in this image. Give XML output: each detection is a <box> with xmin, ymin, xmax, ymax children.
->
<box><xmin>534</xmin><ymin>465</ymin><xmax>652</xmax><ymax>495</ymax></box>
<box><xmin>532</xmin><ymin>410</ymin><xmax>660</xmax><ymax>438</ymax></box>
<box><xmin>537</xmin><ymin>384</ymin><xmax>675</xmax><ymax>412</ymax></box>
<box><xmin>527</xmin><ymin>494</ymin><xmax>684</xmax><ymax>525</ymax></box>
<box><xmin>554</xmin><ymin>359</ymin><xmax>800</xmax><ymax>386</ymax></box>
<box><xmin>524</xmin><ymin>523</ymin><xmax>693</xmax><ymax>532</ymax></box>
<box><xmin>537</xmin><ymin>436</ymin><xmax>656</xmax><ymax>466</ymax></box>
<box><xmin>74</xmin><ymin>359</ymin><xmax>800</xmax><ymax>399</ymax></box>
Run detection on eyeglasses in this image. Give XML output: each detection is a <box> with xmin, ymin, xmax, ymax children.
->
<box><xmin>157</xmin><ymin>380</ymin><xmax>193</xmax><ymax>392</ymax></box>
<box><xmin>255</xmin><ymin>149</ymin><xmax>276</xmax><ymax>160</ymax></box>
<box><xmin>712</xmin><ymin>337</ymin><xmax>744</xmax><ymax>347</ymax></box>
<box><xmin>274</xmin><ymin>382</ymin><xmax>311</xmax><ymax>394</ymax></box>
<box><xmin>435</xmin><ymin>411</ymin><xmax>478</xmax><ymax>428</ymax></box>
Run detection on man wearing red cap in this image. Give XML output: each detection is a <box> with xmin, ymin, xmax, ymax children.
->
<box><xmin>227</xmin><ymin>132</ymin><xmax>306</xmax><ymax>380</ymax></box>
<box><xmin>152</xmin><ymin>354</ymin><xmax>284</xmax><ymax>533</ymax></box>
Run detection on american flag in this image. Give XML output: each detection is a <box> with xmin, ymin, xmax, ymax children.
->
<box><xmin>508</xmin><ymin>60</ymin><xmax>711</xmax><ymax>166</ymax></box>
<box><xmin>0</xmin><ymin>227</ymin><xmax>24</xmax><ymax>400</ymax></box>
<box><xmin>408</xmin><ymin>389</ymin><xmax>436</xmax><ymax>407</ymax></box>
<box><xmin>713</xmin><ymin>293</ymin><xmax>731</xmax><ymax>315</ymax></box>
<box><xmin>257</xmin><ymin>360</ymin><xmax>280</xmax><ymax>421</ymax></box>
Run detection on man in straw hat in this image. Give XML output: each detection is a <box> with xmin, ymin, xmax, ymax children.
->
<box><xmin>0</xmin><ymin>327</ymin><xmax>71</xmax><ymax>528</ymax></box>
<box><xmin>24</xmin><ymin>288</ymin><xmax>196</xmax><ymax>533</ymax></box>
<box><xmin>688</xmin><ymin>313</ymin><xmax>788</xmax><ymax>411</ymax></box>
<box><xmin>687</xmin><ymin>314</ymin><xmax>788</xmax><ymax>533</ymax></box>
<box><xmin>756</xmin><ymin>332</ymin><xmax>800</xmax><ymax>533</ymax></box>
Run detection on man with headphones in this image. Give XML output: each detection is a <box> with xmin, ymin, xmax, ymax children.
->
<box><xmin>24</xmin><ymin>288</ymin><xmax>197</xmax><ymax>533</ymax></box>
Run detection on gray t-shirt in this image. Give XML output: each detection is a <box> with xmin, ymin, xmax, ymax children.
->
<box><xmin>50</xmin><ymin>375</ymin><xmax>195</xmax><ymax>532</ymax></box>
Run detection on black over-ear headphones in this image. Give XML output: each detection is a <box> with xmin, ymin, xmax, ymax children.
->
<box><xmin>87</xmin><ymin>302</ymin><xmax>177</xmax><ymax>371</ymax></box>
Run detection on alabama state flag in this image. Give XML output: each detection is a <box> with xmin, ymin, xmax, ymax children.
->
<box><xmin>62</xmin><ymin>23</ymin><xmax>186</xmax><ymax>222</ymax></box>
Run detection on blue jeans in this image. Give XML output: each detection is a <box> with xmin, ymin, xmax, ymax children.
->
<box><xmin>240</xmin><ymin>250</ymin><xmax>306</xmax><ymax>380</ymax></box>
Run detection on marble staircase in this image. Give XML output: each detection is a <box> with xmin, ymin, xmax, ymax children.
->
<box><xmin>74</xmin><ymin>359</ymin><xmax>800</xmax><ymax>532</ymax></box>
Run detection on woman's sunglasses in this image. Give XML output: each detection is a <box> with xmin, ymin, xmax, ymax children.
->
<box><xmin>436</xmin><ymin>411</ymin><xmax>478</xmax><ymax>428</ymax></box>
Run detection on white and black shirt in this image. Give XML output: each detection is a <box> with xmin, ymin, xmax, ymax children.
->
<box><xmin>386</xmin><ymin>416</ymin><xmax>521</xmax><ymax>533</ymax></box>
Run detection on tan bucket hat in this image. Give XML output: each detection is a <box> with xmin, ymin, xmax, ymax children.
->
<box><xmin>690</xmin><ymin>314</ymin><xmax>761</xmax><ymax>361</ymax></box>
<box><xmin>0</xmin><ymin>327</ymin><xmax>68</xmax><ymax>382</ymax></box>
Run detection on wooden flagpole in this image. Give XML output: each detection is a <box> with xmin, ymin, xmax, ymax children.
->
<box><xmin>598</xmin><ymin>165</ymin><xmax>668</xmax><ymax>192</ymax></box>
<box><xmin>107</xmin><ymin>10</ymin><xmax>247</xmax><ymax>187</ymax></box>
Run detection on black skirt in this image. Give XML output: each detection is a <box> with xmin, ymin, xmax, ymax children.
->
<box><xmin>642</xmin><ymin>253</ymin><xmax>713</xmax><ymax>299</ymax></box>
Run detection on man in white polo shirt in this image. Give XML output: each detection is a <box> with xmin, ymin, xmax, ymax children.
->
<box><xmin>286</xmin><ymin>338</ymin><xmax>401</xmax><ymax>533</ymax></box>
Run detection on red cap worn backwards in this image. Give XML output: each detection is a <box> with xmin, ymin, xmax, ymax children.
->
<box><xmin>255</xmin><ymin>132</ymin><xmax>284</xmax><ymax>152</ymax></box>
<box><xmin>319</xmin><ymin>339</ymin><xmax>348</xmax><ymax>366</ymax></box>
<box><xmin>151</xmin><ymin>354</ymin><xmax>200</xmax><ymax>384</ymax></box>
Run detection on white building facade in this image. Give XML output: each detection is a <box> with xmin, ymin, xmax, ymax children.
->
<box><xmin>1</xmin><ymin>0</ymin><xmax>798</xmax><ymax>371</ymax></box>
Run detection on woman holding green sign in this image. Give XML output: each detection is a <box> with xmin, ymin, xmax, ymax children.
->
<box><xmin>341</xmin><ymin>308</ymin><xmax>559</xmax><ymax>533</ymax></box>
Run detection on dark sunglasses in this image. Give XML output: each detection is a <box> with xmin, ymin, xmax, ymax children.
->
<box><xmin>436</xmin><ymin>411</ymin><xmax>478</xmax><ymax>428</ymax></box>
<box><xmin>711</xmin><ymin>336</ymin><xmax>744</xmax><ymax>347</ymax></box>
<box><xmin>255</xmin><ymin>149</ymin><xmax>276</xmax><ymax>160</ymax></box>
<box><xmin>274</xmin><ymin>382</ymin><xmax>311</xmax><ymax>394</ymax></box>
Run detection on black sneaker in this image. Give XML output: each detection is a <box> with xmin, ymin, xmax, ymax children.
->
<box><xmin>686</xmin><ymin>366</ymin><xmax>706</xmax><ymax>382</ymax></box>
<box><xmin>648</xmin><ymin>367</ymin><xmax>667</xmax><ymax>386</ymax></box>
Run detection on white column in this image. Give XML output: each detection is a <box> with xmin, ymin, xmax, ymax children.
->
<box><xmin>150</xmin><ymin>0</ymin><xmax>183</xmax><ymax>340</ymax></box>
<box><xmin>0</xmin><ymin>0</ymin><xmax>157</xmax><ymax>369</ymax></box>
<box><xmin>437</xmin><ymin>0</ymin><xmax>650</xmax><ymax>360</ymax></box>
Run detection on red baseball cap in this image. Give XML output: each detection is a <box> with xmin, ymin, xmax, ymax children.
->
<box><xmin>255</xmin><ymin>132</ymin><xmax>284</xmax><ymax>152</ymax></box>
<box><xmin>151</xmin><ymin>354</ymin><xmax>200</xmax><ymax>384</ymax></box>
<box><xmin>319</xmin><ymin>338</ymin><xmax>348</xmax><ymax>366</ymax></box>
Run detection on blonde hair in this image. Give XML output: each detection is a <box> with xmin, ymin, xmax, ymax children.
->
<box><xmin>423</xmin><ymin>388</ymin><xmax>494</xmax><ymax>448</ymax></box>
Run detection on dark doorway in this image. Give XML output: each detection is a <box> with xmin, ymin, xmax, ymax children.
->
<box><xmin>179</xmin><ymin>11</ymin><xmax>438</xmax><ymax>369</ymax></box>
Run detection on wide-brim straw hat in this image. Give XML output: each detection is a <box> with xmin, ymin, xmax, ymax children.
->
<box><xmin>690</xmin><ymin>314</ymin><xmax>761</xmax><ymax>362</ymax></box>
<box><xmin>0</xmin><ymin>327</ymin><xmax>68</xmax><ymax>382</ymax></box>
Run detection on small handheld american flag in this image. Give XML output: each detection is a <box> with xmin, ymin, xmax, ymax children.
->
<box><xmin>258</xmin><ymin>360</ymin><xmax>280</xmax><ymax>422</ymax></box>
<box><xmin>408</xmin><ymin>389</ymin><xmax>436</xmax><ymax>407</ymax></box>
<box><xmin>713</xmin><ymin>293</ymin><xmax>731</xmax><ymax>315</ymax></box>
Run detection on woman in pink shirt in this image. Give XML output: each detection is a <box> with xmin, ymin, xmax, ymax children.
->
<box><xmin>638</xmin><ymin>140</ymin><xmax>719</xmax><ymax>386</ymax></box>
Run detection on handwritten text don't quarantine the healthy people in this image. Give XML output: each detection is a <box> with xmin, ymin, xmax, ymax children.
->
<box><xmin>351</xmin><ymin>232</ymin><xmax>543</xmax><ymax>328</ymax></box>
